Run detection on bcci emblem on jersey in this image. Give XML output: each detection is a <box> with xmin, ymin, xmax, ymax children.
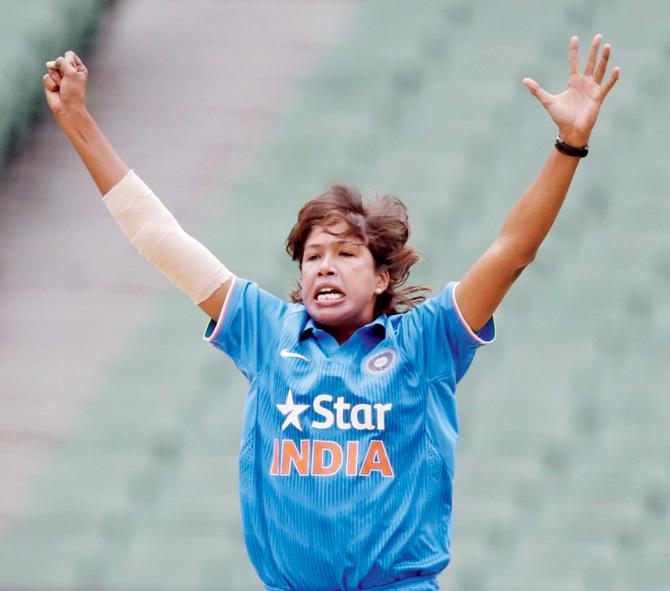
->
<box><xmin>270</xmin><ymin>389</ymin><xmax>394</xmax><ymax>478</ymax></box>
<box><xmin>363</xmin><ymin>348</ymin><xmax>397</xmax><ymax>375</ymax></box>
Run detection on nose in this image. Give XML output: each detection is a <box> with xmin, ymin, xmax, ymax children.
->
<box><xmin>318</xmin><ymin>254</ymin><xmax>335</xmax><ymax>276</ymax></box>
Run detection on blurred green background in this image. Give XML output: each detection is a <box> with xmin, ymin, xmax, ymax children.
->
<box><xmin>0</xmin><ymin>1</ymin><xmax>668</xmax><ymax>590</ymax></box>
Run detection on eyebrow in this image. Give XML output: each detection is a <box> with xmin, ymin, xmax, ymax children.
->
<box><xmin>304</xmin><ymin>240</ymin><xmax>365</xmax><ymax>250</ymax></box>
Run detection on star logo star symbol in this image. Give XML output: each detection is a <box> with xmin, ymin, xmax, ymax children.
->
<box><xmin>276</xmin><ymin>389</ymin><xmax>309</xmax><ymax>431</ymax></box>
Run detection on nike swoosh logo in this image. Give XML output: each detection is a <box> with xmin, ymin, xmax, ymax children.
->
<box><xmin>280</xmin><ymin>348</ymin><xmax>309</xmax><ymax>362</ymax></box>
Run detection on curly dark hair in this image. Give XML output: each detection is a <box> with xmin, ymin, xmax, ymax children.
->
<box><xmin>285</xmin><ymin>183</ymin><xmax>430</xmax><ymax>316</ymax></box>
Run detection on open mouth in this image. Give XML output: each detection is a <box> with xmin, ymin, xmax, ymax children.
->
<box><xmin>315</xmin><ymin>287</ymin><xmax>345</xmax><ymax>302</ymax></box>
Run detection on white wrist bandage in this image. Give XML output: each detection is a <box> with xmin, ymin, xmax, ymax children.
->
<box><xmin>102</xmin><ymin>169</ymin><xmax>232</xmax><ymax>304</ymax></box>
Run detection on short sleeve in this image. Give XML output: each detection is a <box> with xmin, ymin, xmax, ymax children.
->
<box><xmin>399</xmin><ymin>280</ymin><xmax>495</xmax><ymax>383</ymax></box>
<box><xmin>202</xmin><ymin>276</ymin><xmax>290</xmax><ymax>379</ymax></box>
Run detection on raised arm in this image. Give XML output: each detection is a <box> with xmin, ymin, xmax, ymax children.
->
<box><xmin>43</xmin><ymin>51</ymin><xmax>232</xmax><ymax>321</ymax></box>
<box><xmin>455</xmin><ymin>34</ymin><xmax>620</xmax><ymax>332</ymax></box>
<box><xmin>44</xmin><ymin>52</ymin><xmax>128</xmax><ymax>195</ymax></box>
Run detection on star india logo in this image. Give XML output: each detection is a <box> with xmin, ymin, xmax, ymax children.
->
<box><xmin>276</xmin><ymin>390</ymin><xmax>309</xmax><ymax>431</ymax></box>
<box><xmin>271</xmin><ymin>389</ymin><xmax>395</xmax><ymax>478</ymax></box>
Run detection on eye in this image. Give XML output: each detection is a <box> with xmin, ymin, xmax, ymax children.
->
<box><xmin>305</xmin><ymin>253</ymin><xmax>320</xmax><ymax>262</ymax></box>
<box><xmin>339</xmin><ymin>251</ymin><xmax>354</xmax><ymax>257</ymax></box>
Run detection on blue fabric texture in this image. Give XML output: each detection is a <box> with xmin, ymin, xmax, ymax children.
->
<box><xmin>203</xmin><ymin>277</ymin><xmax>495</xmax><ymax>590</ymax></box>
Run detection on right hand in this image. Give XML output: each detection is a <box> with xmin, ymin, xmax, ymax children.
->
<box><xmin>43</xmin><ymin>50</ymin><xmax>89</xmax><ymax>119</ymax></box>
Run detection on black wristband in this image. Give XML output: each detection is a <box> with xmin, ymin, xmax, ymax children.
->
<box><xmin>555</xmin><ymin>136</ymin><xmax>588</xmax><ymax>158</ymax></box>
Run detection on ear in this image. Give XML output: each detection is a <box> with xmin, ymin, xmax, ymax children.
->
<box><xmin>375</xmin><ymin>268</ymin><xmax>390</xmax><ymax>294</ymax></box>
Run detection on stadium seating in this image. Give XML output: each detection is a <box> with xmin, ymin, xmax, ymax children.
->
<box><xmin>0</xmin><ymin>1</ymin><xmax>108</xmax><ymax>178</ymax></box>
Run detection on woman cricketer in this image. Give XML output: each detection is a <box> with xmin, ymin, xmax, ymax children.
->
<box><xmin>43</xmin><ymin>34</ymin><xmax>619</xmax><ymax>591</ymax></box>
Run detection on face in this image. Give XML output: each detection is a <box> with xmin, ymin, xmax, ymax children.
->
<box><xmin>300</xmin><ymin>222</ymin><xmax>389</xmax><ymax>344</ymax></box>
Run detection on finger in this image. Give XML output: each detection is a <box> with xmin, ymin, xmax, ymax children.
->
<box><xmin>598</xmin><ymin>66</ymin><xmax>621</xmax><ymax>101</ymax></box>
<box><xmin>522</xmin><ymin>77</ymin><xmax>553</xmax><ymax>108</ymax></box>
<box><xmin>584</xmin><ymin>33</ymin><xmax>602</xmax><ymax>76</ymax></box>
<box><xmin>65</xmin><ymin>51</ymin><xmax>86</xmax><ymax>72</ymax></box>
<box><xmin>46</xmin><ymin>65</ymin><xmax>62</xmax><ymax>85</ymax></box>
<box><xmin>56</xmin><ymin>52</ymin><xmax>77</xmax><ymax>75</ymax></box>
<box><xmin>48</xmin><ymin>71</ymin><xmax>61</xmax><ymax>87</ymax></box>
<box><xmin>72</xmin><ymin>51</ymin><xmax>86</xmax><ymax>70</ymax></box>
<box><xmin>65</xmin><ymin>50</ymin><xmax>79</xmax><ymax>72</ymax></box>
<box><xmin>593</xmin><ymin>43</ymin><xmax>610</xmax><ymax>84</ymax></box>
<box><xmin>568</xmin><ymin>35</ymin><xmax>579</xmax><ymax>76</ymax></box>
<box><xmin>42</xmin><ymin>74</ymin><xmax>58</xmax><ymax>93</ymax></box>
<box><xmin>68</xmin><ymin>50</ymin><xmax>88</xmax><ymax>72</ymax></box>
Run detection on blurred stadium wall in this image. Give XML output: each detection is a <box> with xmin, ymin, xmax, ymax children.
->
<box><xmin>0</xmin><ymin>1</ymin><xmax>668</xmax><ymax>590</ymax></box>
<box><xmin>0</xmin><ymin>1</ymin><xmax>110</xmax><ymax>180</ymax></box>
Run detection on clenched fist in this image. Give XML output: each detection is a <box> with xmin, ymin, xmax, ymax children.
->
<box><xmin>43</xmin><ymin>50</ymin><xmax>89</xmax><ymax>120</ymax></box>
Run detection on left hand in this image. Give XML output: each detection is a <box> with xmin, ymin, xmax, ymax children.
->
<box><xmin>523</xmin><ymin>34</ymin><xmax>621</xmax><ymax>147</ymax></box>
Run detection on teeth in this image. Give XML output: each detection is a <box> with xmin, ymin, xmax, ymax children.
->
<box><xmin>317</xmin><ymin>292</ymin><xmax>344</xmax><ymax>301</ymax></box>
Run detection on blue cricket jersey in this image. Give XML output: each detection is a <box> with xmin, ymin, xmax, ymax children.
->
<box><xmin>203</xmin><ymin>276</ymin><xmax>495</xmax><ymax>591</ymax></box>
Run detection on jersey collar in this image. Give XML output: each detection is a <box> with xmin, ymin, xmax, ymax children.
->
<box><xmin>299</xmin><ymin>314</ymin><xmax>387</xmax><ymax>342</ymax></box>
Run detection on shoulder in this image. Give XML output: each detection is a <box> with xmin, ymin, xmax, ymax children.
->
<box><xmin>395</xmin><ymin>281</ymin><xmax>457</xmax><ymax>330</ymax></box>
<box><xmin>204</xmin><ymin>276</ymin><xmax>298</xmax><ymax>345</ymax></box>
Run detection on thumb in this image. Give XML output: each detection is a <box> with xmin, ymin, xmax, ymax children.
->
<box><xmin>522</xmin><ymin>77</ymin><xmax>552</xmax><ymax>108</ymax></box>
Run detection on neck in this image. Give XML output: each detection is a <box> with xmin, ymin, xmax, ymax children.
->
<box><xmin>323</xmin><ymin>324</ymin><xmax>356</xmax><ymax>345</ymax></box>
<box><xmin>317</xmin><ymin>314</ymin><xmax>382</xmax><ymax>345</ymax></box>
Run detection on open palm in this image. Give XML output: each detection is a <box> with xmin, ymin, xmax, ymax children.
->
<box><xmin>523</xmin><ymin>35</ymin><xmax>621</xmax><ymax>147</ymax></box>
